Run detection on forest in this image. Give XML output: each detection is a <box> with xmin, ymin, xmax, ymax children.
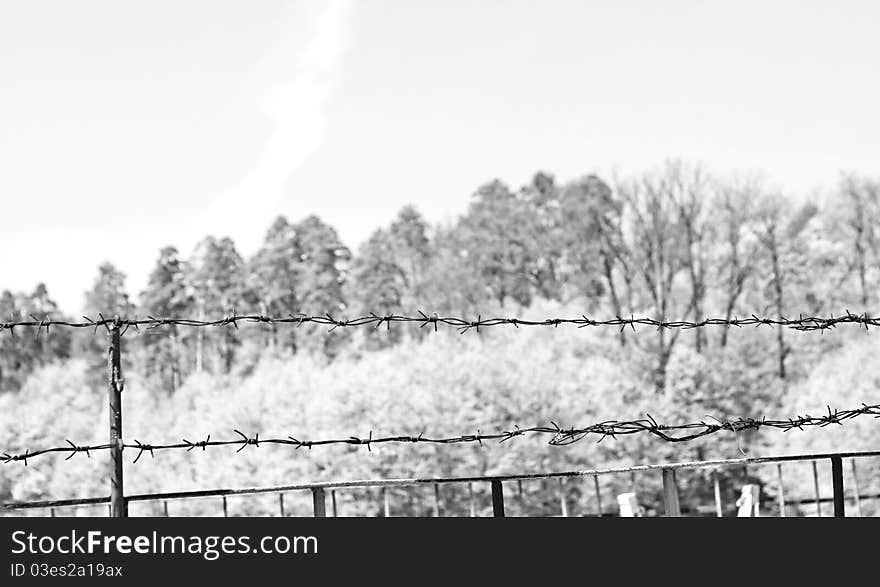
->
<box><xmin>2</xmin><ymin>160</ymin><xmax>880</xmax><ymax>516</ymax></box>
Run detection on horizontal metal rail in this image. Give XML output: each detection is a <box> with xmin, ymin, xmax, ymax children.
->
<box><xmin>4</xmin><ymin>449</ymin><xmax>879</xmax><ymax>513</ymax></box>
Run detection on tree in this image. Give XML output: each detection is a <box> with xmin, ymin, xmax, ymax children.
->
<box><xmin>456</xmin><ymin>180</ymin><xmax>536</xmax><ymax>307</ymax></box>
<box><xmin>387</xmin><ymin>205</ymin><xmax>431</xmax><ymax>309</ymax></box>
<box><xmin>292</xmin><ymin>215</ymin><xmax>351</xmax><ymax>357</ymax></box>
<box><xmin>714</xmin><ymin>177</ymin><xmax>762</xmax><ymax>348</ymax></box>
<box><xmin>832</xmin><ymin>173</ymin><xmax>880</xmax><ymax>306</ymax></box>
<box><xmin>83</xmin><ymin>262</ymin><xmax>134</xmax><ymax>318</ymax></box>
<box><xmin>0</xmin><ymin>284</ymin><xmax>71</xmax><ymax>392</ymax></box>
<box><xmin>188</xmin><ymin>236</ymin><xmax>246</xmax><ymax>373</ymax></box>
<box><xmin>591</xmin><ymin>179</ymin><xmax>635</xmax><ymax>348</ymax></box>
<box><xmin>248</xmin><ymin>216</ymin><xmax>303</xmax><ymax>353</ymax></box>
<box><xmin>139</xmin><ymin>246</ymin><xmax>191</xmax><ymax>392</ymax></box>
<box><xmin>519</xmin><ymin>172</ymin><xmax>565</xmax><ymax>301</ymax></box>
<box><xmin>347</xmin><ymin>229</ymin><xmax>407</xmax><ymax>348</ymax></box>
<box><xmin>752</xmin><ymin>198</ymin><xmax>819</xmax><ymax>380</ymax></box>
<box><xmin>668</xmin><ymin>163</ymin><xmax>713</xmax><ymax>354</ymax></box>
<box><xmin>614</xmin><ymin>165</ymin><xmax>692</xmax><ymax>394</ymax></box>
<box><xmin>78</xmin><ymin>262</ymin><xmax>134</xmax><ymax>361</ymax></box>
<box><xmin>557</xmin><ymin>174</ymin><xmax>614</xmax><ymax>304</ymax></box>
<box><xmin>420</xmin><ymin>225</ymin><xmax>486</xmax><ymax>314</ymax></box>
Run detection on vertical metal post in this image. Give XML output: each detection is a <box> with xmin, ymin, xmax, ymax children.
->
<box><xmin>331</xmin><ymin>490</ymin><xmax>338</xmax><ymax>517</ymax></box>
<box><xmin>776</xmin><ymin>463</ymin><xmax>786</xmax><ymax>517</ymax></box>
<box><xmin>382</xmin><ymin>487</ymin><xmax>390</xmax><ymax>518</ymax></box>
<box><xmin>713</xmin><ymin>470</ymin><xmax>723</xmax><ymax>517</ymax></box>
<box><xmin>558</xmin><ymin>478</ymin><xmax>568</xmax><ymax>517</ymax></box>
<box><xmin>831</xmin><ymin>456</ymin><xmax>845</xmax><ymax>518</ymax></box>
<box><xmin>433</xmin><ymin>484</ymin><xmax>441</xmax><ymax>517</ymax></box>
<box><xmin>279</xmin><ymin>493</ymin><xmax>285</xmax><ymax>517</ymax></box>
<box><xmin>222</xmin><ymin>496</ymin><xmax>228</xmax><ymax>517</ymax></box>
<box><xmin>312</xmin><ymin>488</ymin><xmax>326</xmax><ymax>517</ymax></box>
<box><xmin>491</xmin><ymin>480</ymin><xmax>505</xmax><ymax>517</ymax></box>
<box><xmin>851</xmin><ymin>459</ymin><xmax>862</xmax><ymax>517</ymax></box>
<box><xmin>811</xmin><ymin>460</ymin><xmax>821</xmax><ymax>517</ymax></box>
<box><xmin>630</xmin><ymin>471</ymin><xmax>637</xmax><ymax>492</ymax></box>
<box><xmin>592</xmin><ymin>475</ymin><xmax>602</xmax><ymax>516</ymax></box>
<box><xmin>661</xmin><ymin>468</ymin><xmax>681</xmax><ymax>517</ymax></box>
<box><xmin>163</xmin><ymin>501</ymin><xmax>169</xmax><ymax>517</ymax></box>
<box><xmin>516</xmin><ymin>479</ymin><xmax>523</xmax><ymax>515</ymax></box>
<box><xmin>468</xmin><ymin>482</ymin><xmax>476</xmax><ymax>517</ymax></box>
<box><xmin>107</xmin><ymin>317</ymin><xmax>126</xmax><ymax>517</ymax></box>
<box><xmin>50</xmin><ymin>508</ymin><xmax>56</xmax><ymax>518</ymax></box>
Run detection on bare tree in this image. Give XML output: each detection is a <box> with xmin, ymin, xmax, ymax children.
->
<box><xmin>754</xmin><ymin>197</ymin><xmax>790</xmax><ymax>380</ymax></box>
<box><xmin>714</xmin><ymin>177</ymin><xmax>761</xmax><ymax>348</ymax></box>
<box><xmin>839</xmin><ymin>173</ymin><xmax>880</xmax><ymax>306</ymax></box>
<box><xmin>614</xmin><ymin>163</ymin><xmax>695</xmax><ymax>394</ymax></box>
<box><xmin>669</xmin><ymin>162</ymin><xmax>712</xmax><ymax>353</ymax></box>
<box><xmin>589</xmin><ymin>182</ymin><xmax>633</xmax><ymax>348</ymax></box>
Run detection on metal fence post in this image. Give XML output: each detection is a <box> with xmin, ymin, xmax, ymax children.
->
<box><xmin>592</xmin><ymin>475</ymin><xmax>602</xmax><ymax>516</ymax></box>
<box><xmin>382</xmin><ymin>487</ymin><xmax>390</xmax><ymax>517</ymax></box>
<box><xmin>433</xmin><ymin>484</ymin><xmax>441</xmax><ymax>517</ymax></box>
<box><xmin>558</xmin><ymin>478</ymin><xmax>568</xmax><ymax>517</ymax></box>
<box><xmin>491</xmin><ymin>480</ymin><xmax>505</xmax><ymax>517</ymax></box>
<box><xmin>312</xmin><ymin>488</ymin><xmax>326</xmax><ymax>517</ymax></box>
<box><xmin>851</xmin><ymin>459</ymin><xmax>862</xmax><ymax>517</ymax></box>
<box><xmin>279</xmin><ymin>493</ymin><xmax>285</xmax><ymax>517</ymax></box>
<box><xmin>713</xmin><ymin>469</ymin><xmax>722</xmax><ymax>517</ymax></box>
<box><xmin>811</xmin><ymin>460</ymin><xmax>821</xmax><ymax>517</ymax></box>
<box><xmin>776</xmin><ymin>463</ymin><xmax>786</xmax><ymax>517</ymax></box>
<box><xmin>107</xmin><ymin>316</ymin><xmax>126</xmax><ymax>517</ymax></box>
<box><xmin>331</xmin><ymin>490</ymin><xmax>338</xmax><ymax>517</ymax></box>
<box><xmin>661</xmin><ymin>468</ymin><xmax>681</xmax><ymax>517</ymax></box>
<box><xmin>830</xmin><ymin>456</ymin><xmax>845</xmax><ymax>518</ymax></box>
<box><xmin>468</xmin><ymin>482</ymin><xmax>476</xmax><ymax>517</ymax></box>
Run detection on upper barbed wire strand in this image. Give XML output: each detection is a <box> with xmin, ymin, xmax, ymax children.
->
<box><xmin>0</xmin><ymin>310</ymin><xmax>878</xmax><ymax>335</ymax></box>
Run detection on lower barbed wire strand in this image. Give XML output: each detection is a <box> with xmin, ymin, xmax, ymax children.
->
<box><xmin>2</xmin><ymin>402</ymin><xmax>878</xmax><ymax>465</ymax></box>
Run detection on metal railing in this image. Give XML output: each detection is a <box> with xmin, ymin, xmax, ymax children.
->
<box><xmin>4</xmin><ymin>449</ymin><xmax>878</xmax><ymax>517</ymax></box>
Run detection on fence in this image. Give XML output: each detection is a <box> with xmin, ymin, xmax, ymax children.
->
<box><xmin>3</xmin><ymin>449</ymin><xmax>878</xmax><ymax>517</ymax></box>
<box><xmin>1</xmin><ymin>311</ymin><xmax>879</xmax><ymax>517</ymax></box>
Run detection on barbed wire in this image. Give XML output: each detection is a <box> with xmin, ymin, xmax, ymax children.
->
<box><xmin>1</xmin><ymin>310</ymin><xmax>879</xmax><ymax>336</ymax></box>
<box><xmin>4</xmin><ymin>402</ymin><xmax>878</xmax><ymax>466</ymax></box>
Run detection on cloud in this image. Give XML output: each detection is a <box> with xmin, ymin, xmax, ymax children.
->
<box><xmin>199</xmin><ymin>0</ymin><xmax>352</xmax><ymax>251</ymax></box>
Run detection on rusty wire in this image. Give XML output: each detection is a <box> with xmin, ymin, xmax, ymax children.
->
<box><xmin>1</xmin><ymin>309</ymin><xmax>879</xmax><ymax>335</ymax></box>
<box><xmin>3</xmin><ymin>403</ymin><xmax>879</xmax><ymax>466</ymax></box>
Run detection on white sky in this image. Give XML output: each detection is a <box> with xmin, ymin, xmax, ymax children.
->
<box><xmin>2</xmin><ymin>0</ymin><xmax>880</xmax><ymax>313</ymax></box>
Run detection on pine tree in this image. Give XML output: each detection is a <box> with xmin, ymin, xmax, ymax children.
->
<box><xmin>455</xmin><ymin>179</ymin><xmax>536</xmax><ymax>308</ymax></box>
<box><xmin>188</xmin><ymin>236</ymin><xmax>246</xmax><ymax>373</ymax></box>
<box><xmin>83</xmin><ymin>262</ymin><xmax>134</xmax><ymax>318</ymax></box>
<box><xmin>77</xmin><ymin>262</ymin><xmax>134</xmax><ymax>362</ymax></box>
<box><xmin>387</xmin><ymin>205</ymin><xmax>431</xmax><ymax>309</ymax></box>
<box><xmin>292</xmin><ymin>215</ymin><xmax>351</xmax><ymax>357</ymax></box>
<box><xmin>0</xmin><ymin>285</ymin><xmax>71</xmax><ymax>392</ymax></box>
<box><xmin>248</xmin><ymin>216</ymin><xmax>302</xmax><ymax>353</ymax></box>
<box><xmin>139</xmin><ymin>246</ymin><xmax>191</xmax><ymax>392</ymax></box>
<box><xmin>348</xmin><ymin>229</ymin><xmax>406</xmax><ymax>348</ymax></box>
